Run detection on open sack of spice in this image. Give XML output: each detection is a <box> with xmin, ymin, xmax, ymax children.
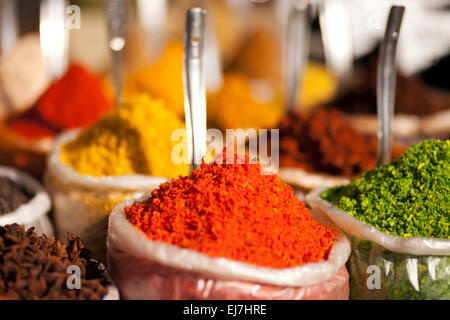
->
<box><xmin>45</xmin><ymin>94</ymin><xmax>187</xmax><ymax>262</ymax></box>
<box><xmin>276</xmin><ymin>108</ymin><xmax>406</xmax><ymax>192</ymax></box>
<box><xmin>0</xmin><ymin>63</ymin><xmax>113</xmax><ymax>179</ymax></box>
<box><xmin>307</xmin><ymin>139</ymin><xmax>450</xmax><ymax>300</ymax></box>
<box><xmin>0</xmin><ymin>166</ymin><xmax>53</xmax><ymax>236</ymax></box>
<box><xmin>0</xmin><ymin>223</ymin><xmax>118</xmax><ymax>300</ymax></box>
<box><xmin>107</xmin><ymin>151</ymin><xmax>351</xmax><ymax>300</ymax></box>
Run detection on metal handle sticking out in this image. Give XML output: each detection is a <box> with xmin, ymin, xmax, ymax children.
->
<box><xmin>136</xmin><ymin>0</ymin><xmax>167</xmax><ymax>62</ymax></box>
<box><xmin>283</xmin><ymin>0</ymin><xmax>310</xmax><ymax>112</ymax></box>
<box><xmin>183</xmin><ymin>8</ymin><xmax>207</xmax><ymax>175</ymax></box>
<box><xmin>40</xmin><ymin>0</ymin><xmax>69</xmax><ymax>80</ymax></box>
<box><xmin>319</xmin><ymin>0</ymin><xmax>354</xmax><ymax>89</ymax></box>
<box><xmin>0</xmin><ymin>0</ymin><xmax>19</xmax><ymax>54</ymax></box>
<box><xmin>376</xmin><ymin>5</ymin><xmax>405</xmax><ymax>166</ymax></box>
<box><xmin>105</xmin><ymin>0</ymin><xmax>127</xmax><ymax>106</ymax></box>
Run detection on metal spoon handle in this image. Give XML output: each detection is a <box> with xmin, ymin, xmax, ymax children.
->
<box><xmin>0</xmin><ymin>0</ymin><xmax>19</xmax><ymax>54</ymax></box>
<box><xmin>40</xmin><ymin>0</ymin><xmax>69</xmax><ymax>80</ymax></box>
<box><xmin>204</xmin><ymin>15</ymin><xmax>223</xmax><ymax>93</ymax></box>
<box><xmin>136</xmin><ymin>0</ymin><xmax>167</xmax><ymax>62</ymax></box>
<box><xmin>319</xmin><ymin>0</ymin><xmax>353</xmax><ymax>88</ymax></box>
<box><xmin>183</xmin><ymin>8</ymin><xmax>207</xmax><ymax>174</ymax></box>
<box><xmin>283</xmin><ymin>0</ymin><xmax>310</xmax><ymax>112</ymax></box>
<box><xmin>376</xmin><ymin>5</ymin><xmax>405</xmax><ymax>166</ymax></box>
<box><xmin>105</xmin><ymin>0</ymin><xmax>127</xmax><ymax>106</ymax></box>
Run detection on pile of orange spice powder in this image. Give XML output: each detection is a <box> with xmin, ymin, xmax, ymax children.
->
<box><xmin>125</xmin><ymin>151</ymin><xmax>337</xmax><ymax>269</ymax></box>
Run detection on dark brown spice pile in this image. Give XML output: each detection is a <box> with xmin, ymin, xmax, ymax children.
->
<box><xmin>329</xmin><ymin>58</ymin><xmax>450</xmax><ymax>115</ymax></box>
<box><xmin>278</xmin><ymin>108</ymin><xmax>405</xmax><ymax>176</ymax></box>
<box><xmin>0</xmin><ymin>224</ymin><xmax>108</xmax><ymax>300</ymax></box>
<box><xmin>0</xmin><ymin>177</ymin><xmax>32</xmax><ymax>215</ymax></box>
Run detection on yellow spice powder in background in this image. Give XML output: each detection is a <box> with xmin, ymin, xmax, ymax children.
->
<box><xmin>300</xmin><ymin>63</ymin><xmax>338</xmax><ymax>108</ymax></box>
<box><xmin>207</xmin><ymin>65</ymin><xmax>337</xmax><ymax>130</ymax></box>
<box><xmin>208</xmin><ymin>72</ymin><xmax>283</xmax><ymax>130</ymax></box>
<box><xmin>61</xmin><ymin>94</ymin><xmax>188</xmax><ymax>178</ymax></box>
<box><xmin>124</xmin><ymin>41</ymin><xmax>185</xmax><ymax>118</ymax></box>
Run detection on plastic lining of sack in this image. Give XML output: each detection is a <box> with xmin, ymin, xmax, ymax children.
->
<box><xmin>107</xmin><ymin>195</ymin><xmax>352</xmax><ymax>300</ymax></box>
<box><xmin>307</xmin><ymin>188</ymin><xmax>450</xmax><ymax>256</ymax></box>
<box><xmin>307</xmin><ymin>188</ymin><xmax>450</xmax><ymax>300</ymax></box>
<box><xmin>45</xmin><ymin>130</ymin><xmax>167</xmax><ymax>262</ymax></box>
<box><xmin>0</xmin><ymin>166</ymin><xmax>53</xmax><ymax>236</ymax></box>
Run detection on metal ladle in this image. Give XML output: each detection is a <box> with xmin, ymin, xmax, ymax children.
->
<box><xmin>319</xmin><ymin>0</ymin><xmax>354</xmax><ymax>91</ymax></box>
<box><xmin>376</xmin><ymin>5</ymin><xmax>405</xmax><ymax>166</ymax></box>
<box><xmin>105</xmin><ymin>0</ymin><xmax>128</xmax><ymax>106</ymax></box>
<box><xmin>0</xmin><ymin>0</ymin><xmax>19</xmax><ymax>54</ymax></box>
<box><xmin>39</xmin><ymin>0</ymin><xmax>69</xmax><ymax>80</ymax></box>
<box><xmin>283</xmin><ymin>0</ymin><xmax>311</xmax><ymax>112</ymax></box>
<box><xmin>183</xmin><ymin>8</ymin><xmax>207</xmax><ymax>175</ymax></box>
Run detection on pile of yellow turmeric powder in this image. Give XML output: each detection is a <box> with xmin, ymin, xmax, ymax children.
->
<box><xmin>207</xmin><ymin>72</ymin><xmax>283</xmax><ymax>130</ymax></box>
<box><xmin>207</xmin><ymin>64</ymin><xmax>337</xmax><ymax>130</ymax></box>
<box><xmin>60</xmin><ymin>94</ymin><xmax>188</xmax><ymax>178</ymax></box>
<box><xmin>124</xmin><ymin>42</ymin><xmax>185</xmax><ymax>117</ymax></box>
<box><xmin>123</xmin><ymin>40</ymin><xmax>336</xmax><ymax>131</ymax></box>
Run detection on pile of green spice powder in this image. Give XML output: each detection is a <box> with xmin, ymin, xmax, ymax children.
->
<box><xmin>321</xmin><ymin>139</ymin><xmax>449</xmax><ymax>239</ymax></box>
<box><xmin>320</xmin><ymin>139</ymin><xmax>449</xmax><ymax>300</ymax></box>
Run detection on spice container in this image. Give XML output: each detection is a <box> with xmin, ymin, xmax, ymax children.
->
<box><xmin>45</xmin><ymin>94</ymin><xmax>187</xmax><ymax>262</ymax></box>
<box><xmin>45</xmin><ymin>130</ymin><xmax>166</xmax><ymax>263</ymax></box>
<box><xmin>0</xmin><ymin>63</ymin><xmax>113</xmax><ymax>179</ymax></box>
<box><xmin>307</xmin><ymin>139</ymin><xmax>450</xmax><ymax>299</ymax></box>
<box><xmin>0</xmin><ymin>166</ymin><xmax>52</xmax><ymax>236</ymax></box>
<box><xmin>108</xmin><ymin>152</ymin><xmax>351</xmax><ymax>300</ymax></box>
<box><xmin>0</xmin><ymin>224</ymin><xmax>118</xmax><ymax>300</ymax></box>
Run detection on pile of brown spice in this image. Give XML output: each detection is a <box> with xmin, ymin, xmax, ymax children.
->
<box><xmin>0</xmin><ymin>224</ymin><xmax>108</xmax><ymax>300</ymax></box>
<box><xmin>330</xmin><ymin>57</ymin><xmax>450</xmax><ymax>115</ymax></box>
<box><xmin>0</xmin><ymin>177</ymin><xmax>32</xmax><ymax>215</ymax></box>
<box><xmin>278</xmin><ymin>108</ymin><xmax>405</xmax><ymax>176</ymax></box>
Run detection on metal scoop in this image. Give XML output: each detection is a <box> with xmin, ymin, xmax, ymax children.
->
<box><xmin>183</xmin><ymin>8</ymin><xmax>207</xmax><ymax>175</ymax></box>
<box><xmin>283</xmin><ymin>0</ymin><xmax>311</xmax><ymax>112</ymax></box>
<box><xmin>105</xmin><ymin>0</ymin><xmax>128</xmax><ymax>106</ymax></box>
<box><xmin>39</xmin><ymin>0</ymin><xmax>69</xmax><ymax>80</ymax></box>
<box><xmin>0</xmin><ymin>0</ymin><xmax>19</xmax><ymax>54</ymax></box>
<box><xmin>376</xmin><ymin>5</ymin><xmax>405</xmax><ymax>166</ymax></box>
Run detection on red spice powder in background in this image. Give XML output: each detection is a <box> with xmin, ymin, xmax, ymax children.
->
<box><xmin>6</xmin><ymin>63</ymin><xmax>112</xmax><ymax>140</ymax></box>
<box><xmin>125</xmin><ymin>150</ymin><xmax>337</xmax><ymax>269</ymax></box>
<box><xmin>7</xmin><ymin>119</ymin><xmax>54</xmax><ymax>139</ymax></box>
<box><xmin>7</xmin><ymin>106</ymin><xmax>59</xmax><ymax>139</ymax></box>
<box><xmin>37</xmin><ymin>64</ymin><xmax>112</xmax><ymax>129</ymax></box>
<box><xmin>278</xmin><ymin>108</ymin><xmax>405</xmax><ymax>176</ymax></box>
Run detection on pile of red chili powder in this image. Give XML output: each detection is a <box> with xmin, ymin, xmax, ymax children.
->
<box><xmin>7</xmin><ymin>63</ymin><xmax>112</xmax><ymax>140</ymax></box>
<box><xmin>125</xmin><ymin>151</ymin><xmax>336</xmax><ymax>269</ymax></box>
